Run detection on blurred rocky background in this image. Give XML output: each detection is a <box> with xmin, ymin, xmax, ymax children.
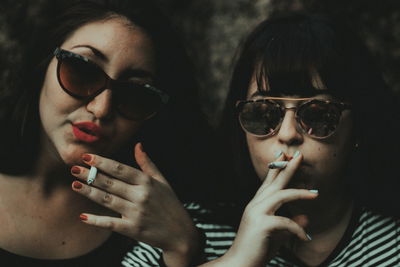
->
<box><xmin>1</xmin><ymin>0</ymin><xmax>399</xmax><ymax>126</ymax></box>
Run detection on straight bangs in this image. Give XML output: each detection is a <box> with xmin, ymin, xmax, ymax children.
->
<box><xmin>252</xmin><ymin>14</ymin><xmax>352</xmax><ymax>101</ymax></box>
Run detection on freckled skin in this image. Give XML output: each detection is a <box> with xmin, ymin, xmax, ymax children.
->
<box><xmin>245</xmin><ymin>76</ymin><xmax>355</xmax><ymax>218</ymax></box>
<box><xmin>39</xmin><ymin>18</ymin><xmax>156</xmax><ymax>166</ymax></box>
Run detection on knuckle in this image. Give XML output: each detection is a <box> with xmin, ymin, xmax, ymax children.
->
<box><xmin>102</xmin><ymin>177</ymin><xmax>114</xmax><ymax>188</ymax></box>
<box><xmin>101</xmin><ymin>193</ymin><xmax>113</xmax><ymax>205</ymax></box>
<box><xmin>104</xmin><ymin>220</ymin><xmax>116</xmax><ymax>230</ymax></box>
<box><xmin>120</xmin><ymin>186</ymin><xmax>131</xmax><ymax>198</ymax></box>
<box><xmin>130</xmin><ymin>221</ymin><xmax>145</xmax><ymax>235</ymax></box>
<box><xmin>114</xmin><ymin>163</ymin><xmax>125</xmax><ymax>175</ymax></box>
<box><xmin>86</xmin><ymin>186</ymin><xmax>93</xmax><ymax>196</ymax></box>
<box><xmin>136</xmin><ymin>190</ymin><xmax>150</xmax><ymax>204</ymax></box>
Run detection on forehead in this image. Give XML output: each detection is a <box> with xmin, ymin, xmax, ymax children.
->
<box><xmin>61</xmin><ymin>17</ymin><xmax>155</xmax><ymax>71</ymax></box>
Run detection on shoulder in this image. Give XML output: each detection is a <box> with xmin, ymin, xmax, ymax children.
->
<box><xmin>330</xmin><ymin>207</ymin><xmax>400</xmax><ymax>266</ymax></box>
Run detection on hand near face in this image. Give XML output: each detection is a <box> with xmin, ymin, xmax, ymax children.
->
<box><xmin>71</xmin><ymin>143</ymin><xmax>202</xmax><ymax>267</ymax></box>
<box><xmin>202</xmin><ymin>153</ymin><xmax>318</xmax><ymax>267</ymax></box>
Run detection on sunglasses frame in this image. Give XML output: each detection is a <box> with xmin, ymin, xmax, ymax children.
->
<box><xmin>53</xmin><ymin>47</ymin><xmax>169</xmax><ymax>120</ymax></box>
<box><xmin>236</xmin><ymin>96</ymin><xmax>351</xmax><ymax>139</ymax></box>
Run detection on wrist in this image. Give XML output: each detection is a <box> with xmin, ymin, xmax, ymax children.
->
<box><xmin>163</xmin><ymin>227</ymin><xmax>207</xmax><ymax>267</ymax></box>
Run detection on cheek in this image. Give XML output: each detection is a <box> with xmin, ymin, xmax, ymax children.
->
<box><xmin>246</xmin><ymin>135</ymin><xmax>274</xmax><ymax>180</ymax></box>
<box><xmin>39</xmin><ymin>62</ymin><xmax>80</xmax><ymax>123</ymax></box>
<box><xmin>112</xmin><ymin>119</ymin><xmax>142</xmax><ymax>147</ymax></box>
<box><xmin>310</xmin><ymin>141</ymin><xmax>352</xmax><ymax>177</ymax></box>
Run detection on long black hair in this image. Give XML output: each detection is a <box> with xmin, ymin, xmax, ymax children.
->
<box><xmin>0</xmin><ymin>0</ymin><xmax>216</xmax><ymax>202</ymax></box>
<box><xmin>219</xmin><ymin>12</ymin><xmax>400</xmax><ymax>216</ymax></box>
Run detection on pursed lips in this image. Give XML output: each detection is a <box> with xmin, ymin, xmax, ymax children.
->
<box><xmin>71</xmin><ymin>121</ymin><xmax>104</xmax><ymax>143</ymax></box>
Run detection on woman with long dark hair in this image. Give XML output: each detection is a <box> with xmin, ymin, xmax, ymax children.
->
<box><xmin>198</xmin><ymin>12</ymin><xmax>400</xmax><ymax>266</ymax></box>
<box><xmin>0</xmin><ymin>1</ymin><xmax>213</xmax><ymax>266</ymax></box>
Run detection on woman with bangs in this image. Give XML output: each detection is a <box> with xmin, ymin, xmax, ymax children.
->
<box><xmin>198</xmin><ymin>12</ymin><xmax>400</xmax><ymax>267</ymax></box>
<box><xmin>114</xmin><ymin>11</ymin><xmax>400</xmax><ymax>267</ymax></box>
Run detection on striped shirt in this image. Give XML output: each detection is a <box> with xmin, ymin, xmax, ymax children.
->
<box><xmin>121</xmin><ymin>204</ymin><xmax>400</xmax><ymax>267</ymax></box>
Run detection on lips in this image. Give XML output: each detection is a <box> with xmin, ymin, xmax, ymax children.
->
<box><xmin>71</xmin><ymin>122</ymin><xmax>103</xmax><ymax>143</ymax></box>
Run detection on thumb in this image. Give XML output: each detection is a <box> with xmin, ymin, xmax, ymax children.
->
<box><xmin>134</xmin><ymin>143</ymin><xmax>170</xmax><ymax>186</ymax></box>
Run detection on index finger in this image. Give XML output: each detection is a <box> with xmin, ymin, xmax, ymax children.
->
<box><xmin>254</xmin><ymin>153</ymin><xmax>286</xmax><ymax>198</ymax></box>
<box><xmin>81</xmin><ymin>153</ymin><xmax>147</xmax><ymax>184</ymax></box>
<box><xmin>271</xmin><ymin>153</ymin><xmax>303</xmax><ymax>189</ymax></box>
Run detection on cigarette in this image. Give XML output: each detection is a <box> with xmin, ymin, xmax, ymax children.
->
<box><xmin>268</xmin><ymin>161</ymin><xmax>289</xmax><ymax>169</ymax></box>
<box><xmin>87</xmin><ymin>166</ymin><xmax>97</xmax><ymax>185</ymax></box>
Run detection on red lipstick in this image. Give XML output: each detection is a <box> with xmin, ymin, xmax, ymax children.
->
<box><xmin>71</xmin><ymin>122</ymin><xmax>103</xmax><ymax>143</ymax></box>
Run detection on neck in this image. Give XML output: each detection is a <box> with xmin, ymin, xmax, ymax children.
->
<box><xmin>287</xmin><ymin>196</ymin><xmax>355</xmax><ymax>266</ymax></box>
<box><xmin>7</xmin><ymin>131</ymin><xmax>79</xmax><ymax>202</ymax></box>
<box><xmin>31</xmin><ymin>131</ymin><xmax>71</xmax><ymax>185</ymax></box>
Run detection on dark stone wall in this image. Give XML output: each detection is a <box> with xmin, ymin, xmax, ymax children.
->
<box><xmin>162</xmin><ymin>0</ymin><xmax>400</xmax><ymax>125</ymax></box>
<box><xmin>1</xmin><ymin>0</ymin><xmax>399</xmax><ymax>125</ymax></box>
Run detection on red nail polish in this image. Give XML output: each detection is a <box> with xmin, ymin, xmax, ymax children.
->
<box><xmin>71</xmin><ymin>166</ymin><xmax>81</xmax><ymax>175</ymax></box>
<box><xmin>72</xmin><ymin>181</ymin><xmax>82</xmax><ymax>189</ymax></box>
<box><xmin>82</xmin><ymin>154</ymin><xmax>92</xmax><ymax>163</ymax></box>
<box><xmin>80</xmin><ymin>214</ymin><xmax>88</xmax><ymax>221</ymax></box>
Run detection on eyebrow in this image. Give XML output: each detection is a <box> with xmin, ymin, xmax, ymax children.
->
<box><xmin>70</xmin><ymin>44</ymin><xmax>155</xmax><ymax>81</ymax></box>
<box><xmin>72</xmin><ymin>45</ymin><xmax>108</xmax><ymax>61</ymax></box>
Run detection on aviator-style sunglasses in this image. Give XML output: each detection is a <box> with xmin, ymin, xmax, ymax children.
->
<box><xmin>54</xmin><ymin>47</ymin><xmax>169</xmax><ymax>120</ymax></box>
<box><xmin>236</xmin><ymin>97</ymin><xmax>351</xmax><ymax>139</ymax></box>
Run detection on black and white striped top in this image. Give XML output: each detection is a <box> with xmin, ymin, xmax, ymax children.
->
<box><xmin>121</xmin><ymin>204</ymin><xmax>400</xmax><ymax>267</ymax></box>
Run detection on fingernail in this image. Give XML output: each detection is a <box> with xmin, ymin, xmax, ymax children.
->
<box><xmin>309</xmin><ymin>189</ymin><xmax>319</xmax><ymax>194</ymax></box>
<box><xmin>71</xmin><ymin>166</ymin><xmax>81</xmax><ymax>175</ymax></box>
<box><xmin>72</xmin><ymin>181</ymin><xmax>82</xmax><ymax>189</ymax></box>
<box><xmin>274</xmin><ymin>150</ymin><xmax>283</xmax><ymax>158</ymax></box>
<box><xmin>268</xmin><ymin>161</ymin><xmax>288</xmax><ymax>169</ymax></box>
<box><xmin>293</xmin><ymin>151</ymin><xmax>300</xmax><ymax>158</ymax></box>
<box><xmin>80</xmin><ymin>214</ymin><xmax>88</xmax><ymax>221</ymax></box>
<box><xmin>306</xmin><ymin>233</ymin><xmax>312</xmax><ymax>241</ymax></box>
<box><xmin>82</xmin><ymin>154</ymin><xmax>92</xmax><ymax>163</ymax></box>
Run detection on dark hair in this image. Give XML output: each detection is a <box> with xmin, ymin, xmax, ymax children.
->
<box><xmin>219</xmin><ymin>12</ymin><xmax>400</xmax><ymax>216</ymax></box>
<box><xmin>0</xmin><ymin>0</ymin><xmax>215</xmax><ymax>202</ymax></box>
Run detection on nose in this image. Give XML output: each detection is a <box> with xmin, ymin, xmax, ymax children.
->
<box><xmin>276</xmin><ymin>109</ymin><xmax>303</xmax><ymax>146</ymax></box>
<box><xmin>86</xmin><ymin>89</ymin><xmax>114</xmax><ymax>120</ymax></box>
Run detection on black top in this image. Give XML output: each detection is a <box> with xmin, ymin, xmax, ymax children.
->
<box><xmin>1</xmin><ymin>233</ymin><xmax>132</xmax><ymax>267</ymax></box>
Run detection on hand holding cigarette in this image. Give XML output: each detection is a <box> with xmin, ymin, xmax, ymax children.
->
<box><xmin>69</xmin><ymin>143</ymin><xmax>200</xmax><ymax>266</ymax></box>
<box><xmin>268</xmin><ymin>151</ymin><xmax>300</xmax><ymax>169</ymax></box>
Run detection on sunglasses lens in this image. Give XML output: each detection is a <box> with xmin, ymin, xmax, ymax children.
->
<box><xmin>298</xmin><ymin>102</ymin><xmax>341</xmax><ymax>138</ymax></box>
<box><xmin>114</xmin><ymin>83</ymin><xmax>163</xmax><ymax>120</ymax></box>
<box><xmin>239</xmin><ymin>101</ymin><xmax>282</xmax><ymax>136</ymax></box>
<box><xmin>59</xmin><ymin>56</ymin><xmax>106</xmax><ymax>97</ymax></box>
<box><xmin>56</xmin><ymin>49</ymin><xmax>167</xmax><ymax>121</ymax></box>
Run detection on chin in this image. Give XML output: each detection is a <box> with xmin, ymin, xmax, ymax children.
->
<box><xmin>57</xmin><ymin>145</ymin><xmax>88</xmax><ymax>166</ymax></box>
<box><xmin>286</xmin><ymin>199</ymin><xmax>317</xmax><ymax>217</ymax></box>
